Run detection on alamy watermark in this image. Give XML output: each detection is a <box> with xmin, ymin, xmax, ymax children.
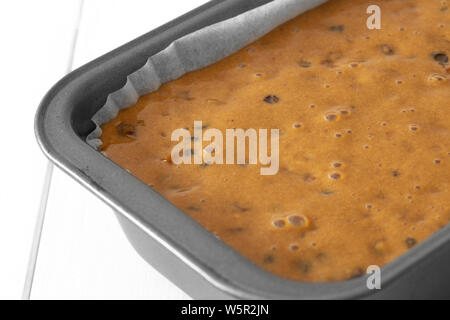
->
<box><xmin>366</xmin><ymin>265</ymin><xmax>381</xmax><ymax>290</ymax></box>
<box><xmin>366</xmin><ymin>5</ymin><xmax>381</xmax><ymax>30</ymax></box>
<box><xmin>171</xmin><ymin>121</ymin><xmax>279</xmax><ymax>175</ymax></box>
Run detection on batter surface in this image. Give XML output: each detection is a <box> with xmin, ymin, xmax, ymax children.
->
<box><xmin>100</xmin><ymin>0</ymin><xmax>450</xmax><ymax>282</ymax></box>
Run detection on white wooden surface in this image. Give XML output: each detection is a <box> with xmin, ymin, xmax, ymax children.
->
<box><xmin>0</xmin><ymin>0</ymin><xmax>83</xmax><ymax>299</ymax></box>
<box><xmin>1</xmin><ymin>0</ymin><xmax>209</xmax><ymax>300</ymax></box>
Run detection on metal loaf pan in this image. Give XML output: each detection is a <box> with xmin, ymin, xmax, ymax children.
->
<box><xmin>35</xmin><ymin>0</ymin><xmax>450</xmax><ymax>299</ymax></box>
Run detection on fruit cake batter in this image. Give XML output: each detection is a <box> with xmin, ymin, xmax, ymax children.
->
<box><xmin>99</xmin><ymin>0</ymin><xmax>449</xmax><ymax>282</ymax></box>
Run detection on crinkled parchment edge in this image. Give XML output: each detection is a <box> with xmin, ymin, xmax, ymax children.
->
<box><xmin>87</xmin><ymin>0</ymin><xmax>327</xmax><ymax>149</ymax></box>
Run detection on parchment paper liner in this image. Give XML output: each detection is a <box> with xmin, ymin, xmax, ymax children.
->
<box><xmin>86</xmin><ymin>0</ymin><xmax>327</xmax><ymax>149</ymax></box>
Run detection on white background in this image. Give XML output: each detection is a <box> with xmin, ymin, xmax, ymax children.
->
<box><xmin>0</xmin><ymin>0</ymin><xmax>209</xmax><ymax>300</ymax></box>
